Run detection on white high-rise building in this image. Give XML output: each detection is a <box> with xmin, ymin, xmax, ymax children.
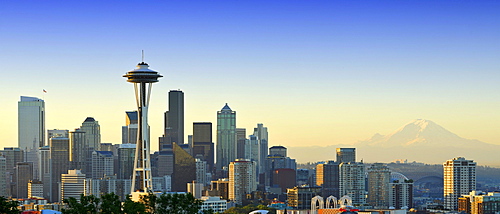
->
<box><xmin>389</xmin><ymin>172</ymin><xmax>413</xmax><ymax>209</ymax></box>
<box><xmin>195</xmin><ymin>159</ymin><xmax>208</xmax><ymax>186</ymax></box>
<box><xmin>229</xmin><ymin>159</ymin><xmax>256</xmax><ymax>205</ymax></box>
<box><xmin>244</xmin><ymin>135</ymin><xmax>259</xmax><ymax>171</ymax></box>
<box><xmin>367</xmin><ymin>163</ymin><xmax>391</xmax><ymax>208</ymax></box>
<box><xmin>18</xmin><ymin>96</ymin><xmax>45</xmax><ymax>150</ymax></box>
<box><xmin>18</xmin><ymin>96</ymin><xmax>45</xmax><ymax>181</ymax></box>
<box><xmin>339</xmin><ymin>162</ymin><xmax>366</xmax><ymax>205</ymax></box>
<box><xmin>60</xmin><ymin>169</ymin><xmax>86</xmax><ymax>201</ymax></box>
<box><xmin>91</xmin><ymin>151</ymin><xmax>114</xmax><ymax>179</ymax></box>
<box><xmin>444</xmin><ymin>157</ymin><xmax>476</xmax><ymax>211</ymax></box>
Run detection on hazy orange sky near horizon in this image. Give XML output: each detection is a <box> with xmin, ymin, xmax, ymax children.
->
<box><xmin>1</xmin><ymin>1</ymin><xmax>500</xmax><ymax>163</ymax></box>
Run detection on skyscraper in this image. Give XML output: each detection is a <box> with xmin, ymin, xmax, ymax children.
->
<box><xmin>236</xmin><ymin>128</ymin><xmax>246</xmax><ymax>159</ymax></box>
<box><xmin>229</xmin><ymin>159</ymin><xmax>256</xmax><ymax>205</ymax></box>
<box><xmin>18</xmin><ymin>96</ymin><xmax>45</xmax><ymax>150</ymax></box>
<box><xmin>117</xmin><ymin>144</ymin><xmax>136</xmax><ymax>179</ymax></box>
<box><xmin>91</xmin><ymin>151</ymin><xmax>114</xmax><ymax>179</ymax></box>
<box><xmin>18</xmin><ymin>96</ymin><xmax>45</xmax><ymax>181</ymax></box>
<box><xmin>367</xmin><ymin>163</ymin><xmax>391</xmax><ymax>208</ymax></box>
<box><xmin>336</xmin><ymin>148</ymin><xmax>356</xmax><ymax>163</ymax></box>
<box><xmin>50</xmin><ymin>137</ymin><xmax>70</xmax><ymax>202</ymax></box>
<box><xmin>216</xmin><ymin>103</ymin><xmax>236</xmax><ymax>177</ymax></box>
<box><xmin>444</xmin><ymin>157</ymin><xmax>476</xmax><ymax>211</ymax></box>
<box><xmin>16</xmin><ymin>162</ymin><xmax>33</xmax><ymax>199</ymax></box>
<box><xmin>80</xmin><ymin>117</ymin><xmax>101</xmax><ymax>151</ymax></box>
<box><xmin>69</xmin><ymin>129</ymin><xmax>87</xmax><ymax>173</ymax></box>
<box><xmin>389</xmin><ymin>172</ymin><xmax>413</xmax><ymax>209</ymax></box>
<box><xmin>0</xmin><ymin>157</ymin><xmax>6</xmax><ymax>197</ymax></box>
<box><xmin>253</xmin><ymin>123</ymin><xmax>268</xmax><ymax>174</ymax></box>
<box><xmin>60</xmin><ymin>169</ymin><xmax>86</xmax><ymax>202</ymax></box>
<box><xmin>193</xmin><ymin>122</ymin><xmax>214</xmax><ymax>172</ymax></box>
<box><xmin>339</xmin><ymin>162</ymin><xmax>366</xmax><ymax>205</ymax></box>
<box><xmin>164</xmin><ymin>90</ymin><xmax>184</xmax><ymax>145</ymax></box>
<box><xmin>122</xmin><ymin>111</ymin><xmax>138</xmax><ymax>144</ymax></box>
<box><xmin>316</xmin><ymin>161</ymin><xmax>339</xmax><ymax>198</ymax></box>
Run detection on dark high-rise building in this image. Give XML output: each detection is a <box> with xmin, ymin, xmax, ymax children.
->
<box><xmin>164</xmin><ymin>90</ymin><xmax>184</xmax><ymax>145</ymax></box>
<box><xmin>16</xmin><ymin>162</ymin><xmax>33</xmax><ymax>199</ymax></box>
<box><xmin>0</xmin><ymin>147</ymin><xmax>24</xmax><ymax>197</ymax></box>
<box><xmin>236</xmin><ymin>128</ymin><xmax>246</xmax><ymax>159</ymax></box>
<box><xmin>50</xmin><ymin>137</ymin><xmax>70</xmax><ymax>202</ymax></box>
<box><xmin>316</xmin><ymin>161</ymin><xmax>340</xmax><ymax>198</ymax></box>
<box><xmin>69</xmin><ymin>129</ymin><xmax>87</xmax><ymax>173</ymax></box>
<box><xmin>336</xmin><ymin>148</ymin><xmax>356</xmax><ymax>163</ymax></box>
<box><xmin>122</xmin><ymin>111</ymin><xmax>138</xmax><ymax>144</ymax></box>
<box><xmin>193</xmin><ymin>122</ymin><xmax>212</xmax><ymax>143</ymax></box>
<box><xmin>269</xmin><ymin>146</ymin><xmax>287</xmax><ymax>159</ymax></box>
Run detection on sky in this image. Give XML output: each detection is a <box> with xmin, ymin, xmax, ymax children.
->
<box><xmin>1</xmin><ymin>1</ymin><xmax>500</xmax><ymax>162</ymax></box>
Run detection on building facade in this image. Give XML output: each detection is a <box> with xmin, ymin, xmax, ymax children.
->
<box><xmin>336</xmin><ymin>148</ymin><xmax>355</xmax><ymax>163</ymax></box>
<box><xmin>367</xmin><ymin>163</ymin><xmax>391</xmax><ymax>208</ymax></box>
<box><xmin>164</xmin><ymin>90</ymin><xmax>184</xmax><ymax>145</ymax></box>
<box><xmin>229</xmin><ymin>159</ymin><xmax>256</xmax><ymax>205</ymax></box>
<box><xmin>443</xmin><ymin>157</ymin><xmax>476</xmax><ymax>211</ymax></box>
<box><xmin>339</xmin><ymin>162</ymin><xmax>366</xmax><ymax>205</ymax></box>
<box><xmin>216</xmin><ymin>103</ymin><xmax>236</xmax><ymax>177</ymax></box>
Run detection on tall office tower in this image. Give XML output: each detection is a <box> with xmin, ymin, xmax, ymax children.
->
<box><xmin>367</xmin><ymin>163</ymin><xmax>391</xmax><ymax>208</ymax></box>
<box><xmin>209</xmin><ymin>179</ymin><xmax>230</xmax><ymax>200</ymax></box>
<box><xmin>60</xmin><ymin>169</ymin><xmax>86</xmax><ymax>202</ymax></box>
<box><xmin>0</xmin><ymin>148</ymin><xmax>24</xmax><ymax>196</ymax></box>
<box><xmin>50</xmin><ymin>137</ymin><xmax>70</xmax><ymax>202</ymax></box>
<box><xmin>253</xmin><ymin>123</ymin><xmax>268</xmax><ymax>174</ymax></box>
<box><xmin>336</xmin><ymin>148</ymin><xmax>356</xmax><ymax>163</ymax></box>
<box><xmin>389</xmin><ymin>172</ymin><xmax>413</xmax><ymax>209</ymax></box>
<box><xmin>69</xmin><ymin>129</ymin><xmax>87</xmax><ymax>173</ymax></box>
<box><xmin>193</xmin><ymin>122</ymin><xmax>214</xmax><ymax>172</ymax></box>
<box><xmin>80</xmin><ymin>117</ymin><xmax>101</xmax><ymax>151</ymax></box>
<box><xmin>444</xmin><ymin>157</ymin><xmax>476</xmax><ymax>211</ymax></box>
<box><xmin>18</xmin><ymin>96</ymin><xmax>45</xmax><ymax>149</ymax></box>
<box><xmin>0</xmin><ymin>157</ymin><xmax>5</xmax><ymax>197</ymax></box>
<box><xmin>18</xmin><ymin>96</ymin><xmax>45</xmax><ymax>181</ymax></box>
<box><xmin>39</xmin><ymin>146</ymin><xmax>51</xmax><ymax>199</ymax></box>
<box><xmin>236</xmin><ymin>128</ymin><xmax>246</xmax><ymax>159</ymax></box>
<box><xmin>172</xmin><ymin>143</ymin><xmax>196</xmax><ymax>192</ymax></box>
<box><xmin>229</xmin><ymin>159</ymin><xmax>256</xmax><ymax>205</ymax></box>
<box><xmin>164</xmin><ymin>90</ymin><xmax>184</xmax><ymax>145</ymax></box>
<box><xmin>117</xmin><ymin>144</ymin><xmax>136</xmax><ymax>179</ymax></box>
<box><xmin>195</xmin><ymin>158</ymin><xmax>208</xmax><ymax>186</ymax></box>
<box><xmin>265</xmin><ymin>150</ymin><xmax>297</xmax><ymax>189</ymax></box>
<box><xmin>339</xmin><ymin>162</ymin><xmax>366</xmax><ymax>205</ymax></box>
<box><xmin>244</xmin><ymin>135</ymin><xmax>260</xmax><ymax>169</ymax></box>
<box><xmin>154</xmin><ymin>150</ymin><xmax>174</xmax><ymax>178</ymax></box>
<box><xmin>296</xmin><ymin>169</ymin><xmax>310</xmax><ymax>186</ymax></box>
<box><xmin>216</xmin><ymin>103</ymin><xmax>236</xmax><ymax>177</ymax></box>
<box><xmin>123</xmin><ymin>62</ymin><xmax>162</xmax><ymax>197</ymax></box>
<box><xmin>269</xmin><ymin>146</ymin><xmax>287</xmax><ymax>157</ymax></box>
<box><xmin>28</xmin><ymin>180</ymin><xmax>44</xmax><ymax>198</ymax></box>
<box><xmin>316</xmin><ymin>161</ymin><xmax>340</xmax><ymax>198</ymax></box>
<box><xmin>122</xmin><ymin>111</ymin><xmax>138</xmax><ymax>144</ymax></box>
<box><xmin>16</xmin><ymin>162</ymin><xmax>33</xmax><ymax>199</ymax></box>
<box><xmin>91</xmin><ymin>151</ymin><xmax>114</xmax><ymax>179</ymax></box>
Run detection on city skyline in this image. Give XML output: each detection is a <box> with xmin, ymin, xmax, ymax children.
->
<box><xmin>2</xmin><ymin>1</ymin><xmax>500</xmax><ymax>164</ymax></box>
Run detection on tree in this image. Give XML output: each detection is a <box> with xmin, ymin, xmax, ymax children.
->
<box><xmin>100</xmin><ymin>193</ymin><xmax>122</xmax><ymax>214</ymax></box>
<box><xmin>0</xmin><ymin>196</ymin><xmax>19</xmax><ymax>214</ymax></box>
<box><xmin>62</xmin><ymin>194</ymin><xmax>100</xmax><ymax>214</ymax></box>
<box><xmin>156</xmin><ymin>193</ymin><xmax>202</xmax><ymax>214</ymax></box>
<box><xmin>123</xmin><ymin>195</ymin><xmax>147</xmax><ymax>214</ymax></box>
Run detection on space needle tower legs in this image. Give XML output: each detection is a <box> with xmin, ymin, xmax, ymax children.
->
<box><xmin>123</xmin><ymin>62</ymin><xmax>162</xmax><ymax>200</ymax></box>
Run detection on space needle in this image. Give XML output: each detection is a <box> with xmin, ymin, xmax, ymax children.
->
<box><xmin>123</xmin><ymin>60</ymin><xmax>162</xmax><ymax>200</ymax></box>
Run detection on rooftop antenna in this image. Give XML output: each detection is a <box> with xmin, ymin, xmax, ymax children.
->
<box><xmin>142</xmin><ymin>50</ymin><xmax>145</xmax><ymax>63</ymax></box>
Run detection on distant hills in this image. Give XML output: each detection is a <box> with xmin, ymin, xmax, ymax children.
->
<box><xmin>288</xmin><ymin>119</ymin><xmax>500</xmax><ymax>166</ymax></box>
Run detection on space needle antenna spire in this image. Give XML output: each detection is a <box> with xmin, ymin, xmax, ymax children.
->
<box><xmin>123</xmin><ymin>56</ymin><xmax>163</xmax><ymax>201</ymax></box>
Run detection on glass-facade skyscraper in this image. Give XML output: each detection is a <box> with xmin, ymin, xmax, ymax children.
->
<box><xmin>18</xmin><ymin>96</ymin><xmax>45</xmax><ymax>150</ymax></box>
<box><xmin>164</xmin><ymin>90</ymin><xmax>184</xmax><ymax>145</ymax></box>
<box><xmin>216</xmin><ymin>103</ymin><xmax>236</xmax><ymax>177</ymax></box>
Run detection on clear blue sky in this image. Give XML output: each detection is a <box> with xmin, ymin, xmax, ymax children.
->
<box><xmin>1</xmin><ymin>1</ymin><xmax>500</xmax><ymax>159</ymax></box>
